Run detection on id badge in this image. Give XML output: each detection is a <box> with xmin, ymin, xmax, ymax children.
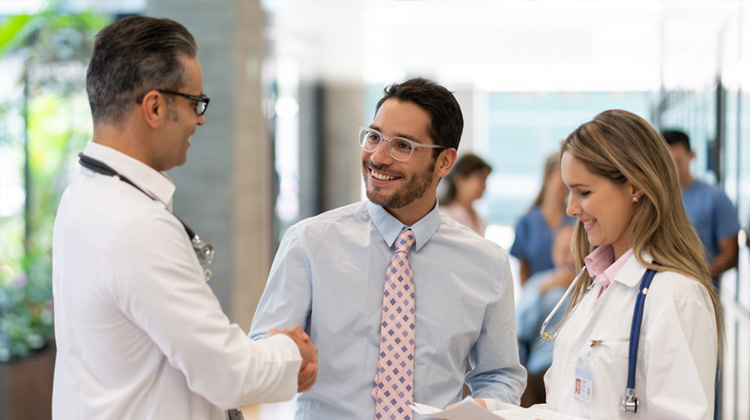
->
<box><xmin>574</xmin><ymin>351</ymin><xmax>594</xmax><ymax>404</ymax></box>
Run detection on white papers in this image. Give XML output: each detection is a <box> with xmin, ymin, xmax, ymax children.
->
<box><xmin>494</xmin><ymin>406</ymin><xmax>587</xmax><ymax>420</ymax></box>
<box><xmin>411</xmin><ymin>397</ymin><xmax>503</xmax><ymax>420</ymax></box>
<box><xmin>411</xmin><ymin>398</ymin><xmax>586</xmax><ymax>420</ymax></box>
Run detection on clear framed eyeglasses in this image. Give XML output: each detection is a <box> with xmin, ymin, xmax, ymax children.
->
<box><xmin>359</xmin><ymin>127</ymin><xmax>445</xmax><ymax>162</ymax></box>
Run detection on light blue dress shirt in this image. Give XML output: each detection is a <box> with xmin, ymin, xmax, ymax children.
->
<box><xmin>250</xmin><ymin>201</ymin><xmax>526</xmax><ymax>419</ymax></box>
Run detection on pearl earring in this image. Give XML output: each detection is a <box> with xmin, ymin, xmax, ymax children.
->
<box><xmin>632</xmin><ymin>196</ymin><xmax>639</xmax><ymax>203</ymax></box>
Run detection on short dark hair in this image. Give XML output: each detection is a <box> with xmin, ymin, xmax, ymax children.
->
<box><xmin>375</xmin><ymin>78</ymin><xmax>463</xmax><ymax>158</ymax></box>
<box><xmin>86</xmin><ymin>16</ymin><xmax>197</xmax><ymax>125</ymax></box>
<box><xmin>661</xmin><ymin>129</ymin><xmax>691</xmax><ymax>151</ymax></box>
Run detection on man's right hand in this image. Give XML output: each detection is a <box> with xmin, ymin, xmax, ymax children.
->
<box><xmin>269</xmin><ymin>326</ymin><xmax>318</xmax><ymax>392</ymax></box>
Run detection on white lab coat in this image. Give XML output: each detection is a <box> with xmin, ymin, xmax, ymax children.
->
<box><xmin>52</xmin><ymin>142</ymin><xmax>303</xmax><ymax>419</ymax></box>
<box><xmin>545</xmin><ymin>251</ymin><xmax>717</xmax><ymax>420</ymax></box>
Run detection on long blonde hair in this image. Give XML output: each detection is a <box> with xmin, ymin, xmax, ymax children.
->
<box><xmin>561</xmin><ymin>109</ymin><xmax>723</xmax><ymax>352</ymax></box>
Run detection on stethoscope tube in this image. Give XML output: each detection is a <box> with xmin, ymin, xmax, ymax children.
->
<box><xmin>539</xmin><ymin>262</ymin><xmax>658</xmax><ymax>414</ymax></box>
<box><xmin>539</xmin><ymin>266</ymin><xmax>587</xmax><ymax>343</ymax></box>
<box><xmin>77</xmin><ymin>153</ymin><xmax>215</xmax><ymax>269</ymax></box>
<box><xmin>620</xmin><ymin>267</ymin><xmax>657</xmax><ymax>413</ymax></box>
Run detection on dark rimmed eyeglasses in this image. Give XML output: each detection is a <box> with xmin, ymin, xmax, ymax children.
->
<box><xmin>157</xmin><ymin>89</ymin><xmax>210</xmax><ymax>116</ymax></box>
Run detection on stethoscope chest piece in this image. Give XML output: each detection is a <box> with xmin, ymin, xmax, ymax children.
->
<box><xmin>620</xmin><ymin>387</ymin><xmax>639</xmax><ymax>413</ymax></box>
<box><xmin>192</xmin><ymin>235</ymin><xmax>215</xmax><ymax>266</ymax></box>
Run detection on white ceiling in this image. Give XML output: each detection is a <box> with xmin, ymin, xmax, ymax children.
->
<box><xmin>2</xmin><ymin>0</ymin><xmax>744</xmax><ymax>91</ymax></box>
<box><xmin>263</xmin><ymin>0</ymin><xmax>746</xmax><ymax>91</ymax></box>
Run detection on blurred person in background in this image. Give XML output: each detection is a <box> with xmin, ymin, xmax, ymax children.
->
<box><xmin>545</xmin><ymin>110</ymin><xmax>722</xmax><ymax>419</ymax></box>
<box><xmin>515</xmin><ymin>223</ymin><xmax>575</xmax><ymax>407</ymax></box>
<box><xmin>439</xmin><ymin>153</ymin><xmax>492</xmax><ymax>236</ymax></box>
<box><xmin>510</xmin><ymin>152</ymin><xmax>574</xmax><ymax>284</ymax></box>
<box><xmin>662</xmin><ymin>129</ymin><xmax>740</xmax><ymax>288</ymax></box>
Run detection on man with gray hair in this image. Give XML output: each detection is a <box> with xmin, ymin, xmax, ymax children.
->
<box><xmin>52</xmin><ymin>16</ymin><xmax>317</xmax><ymax>419</ymax></box>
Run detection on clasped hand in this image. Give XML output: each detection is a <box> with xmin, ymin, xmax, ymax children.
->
<box><xmin>269</xmin><ymin>326</ymin><xmax>318</xmax><ymax>392</ymax></box>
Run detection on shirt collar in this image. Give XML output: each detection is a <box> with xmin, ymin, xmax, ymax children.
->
<box><xmin>367</xmin><ymin>200</ymin><xmax>440</xmax><ymax>252</ymax></box>
<box><xmin>604</xmin><ymin>248</ymin><xmax>634</xmax><ymax>281</ymax></box>
<box><xmin>584</xmin><ymin>244</ymin><xmax>615</xmax><ymax>278</ymax></box>
<box><xmin>82</xmin><ymin>141</ymin><xmax>176</xmax><ymax>209</ymax></box>
<box><xmin>585</xmin><ymin>245</ymin><xmax>653</xmax><ymax>288</ymax></box>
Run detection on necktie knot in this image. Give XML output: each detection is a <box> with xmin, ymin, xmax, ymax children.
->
<box><xmin>394</xmin><ymin>229</ymin><xmax>415</xmax><ymax>254</ymax></box>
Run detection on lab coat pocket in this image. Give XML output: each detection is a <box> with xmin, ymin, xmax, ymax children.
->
<box><xmin>588</xmin><ymin>339</ymin><xmax>646</xmax><ymax>420</ymax></box>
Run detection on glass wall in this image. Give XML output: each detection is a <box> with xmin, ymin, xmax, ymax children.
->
<box><xmin>483</xmin><ymin>91</ymin><xmax>652</xmax><ymax>227</ymax></box>
<box><xmin>656</xmin><ymin>4</ymin><xmax>750</xmax><ymax>418</ymax></box>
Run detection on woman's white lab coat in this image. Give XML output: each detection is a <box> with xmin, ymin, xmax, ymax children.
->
<box><xmin>544</xmin><ymin>251</ymin><xmax>718</xmax><ymax>420</ymax></box>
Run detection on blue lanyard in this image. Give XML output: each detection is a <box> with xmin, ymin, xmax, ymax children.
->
<box><xmin>620</xmin><ymin>267</ymin><xmax>657</xmax><ymax>413</ymax></box>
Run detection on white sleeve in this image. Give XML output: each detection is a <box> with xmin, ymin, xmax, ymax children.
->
<box><xmin>643</xmin><ymin>279</ymin><xmax>717</xmax><ymax>420</ymax></box>
<box><xmin>110</xmin><ymin>210</ymin><xmax>302</xmax><ymax>408</ymax></box>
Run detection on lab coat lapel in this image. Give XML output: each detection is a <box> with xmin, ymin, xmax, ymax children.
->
<box><xmin>564</xmin><ymin>284</ymin><xmax>603</xmax><ymax>356</ymax></box>
<box><xmin>563</xmin><ymin>250</ymin><xmax>651</xmax><ymax>353</ymax></box>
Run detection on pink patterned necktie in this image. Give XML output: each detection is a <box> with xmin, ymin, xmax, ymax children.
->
<box><xmin>373</xmin><ymin>229</ymin><xmax>416</xmax><ymax>420</ymax></box>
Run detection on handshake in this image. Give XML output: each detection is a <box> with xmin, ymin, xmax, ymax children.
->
<box><xmin>269</xmin><ymin>326</ymin><xmax>318</xmax><ymax>392</ymax></box>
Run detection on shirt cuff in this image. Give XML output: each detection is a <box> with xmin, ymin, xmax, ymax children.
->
<box><xmin>266</xmin><ymin>333</ymin><xmax>303</xmax><ymax>364</ymax></box>
<box><xmin>244</xmin><ymin>333</ymin><xmax>303</xmax><ymax>404</ymax></box>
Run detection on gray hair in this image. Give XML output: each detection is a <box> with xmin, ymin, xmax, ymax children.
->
<box><xmin>86</xmin><ymin>16</ymin><xmax>197</xmax><ymax>125</ymax></box>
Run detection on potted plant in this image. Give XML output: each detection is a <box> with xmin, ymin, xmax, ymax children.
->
<box><xmin>0</xmin><ymin>257</ymin><xmax>54</xmax><ymax>362</ymax></box>
<box><xmin>0</xmin><ymin>254</ymin><xmax>55</xmax><ymax>419</ymax></box>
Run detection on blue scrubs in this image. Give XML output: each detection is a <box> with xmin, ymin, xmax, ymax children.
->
<box><xmin>681</xmin><ymin>180</ymin><xmax>740</xmax><ymax>263</ymax></box>
<box><xmin>510</xmin><ymin>206</ymin><xmax>575</xmax><ymax>278</ymax></box>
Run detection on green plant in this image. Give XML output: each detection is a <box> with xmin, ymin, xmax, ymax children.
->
<box><xmin>0</xmin><ymin>254</ymin><xmax>54</xmax><ymax>362</ymax></box>
<box><xmin>0</xmin><ymin>5</ymin><xmax>108</xmax><ymax>362</ymax></box>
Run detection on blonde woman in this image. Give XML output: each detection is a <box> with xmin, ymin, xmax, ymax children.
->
<box><xmin>544</xmin><ymin>110</ymin><xmax>722</xmax><ymax>419</ymax></box>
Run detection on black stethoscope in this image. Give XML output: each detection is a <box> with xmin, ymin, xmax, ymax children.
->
<box><xmin>540</xmin><ymin>265</ymin><xmax>658</xmax><ymax>414</ymax></box>
<box><xmin>78</xmin><ymin>153</ymin><xmax>215</xmax><ymax>279</ymax></box>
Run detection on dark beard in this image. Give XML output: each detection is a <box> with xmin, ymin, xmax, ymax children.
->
<box><xmin>363</xmin><ymin>159</ymin><xmax>436</xmax><ymax>209</ymax></box>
